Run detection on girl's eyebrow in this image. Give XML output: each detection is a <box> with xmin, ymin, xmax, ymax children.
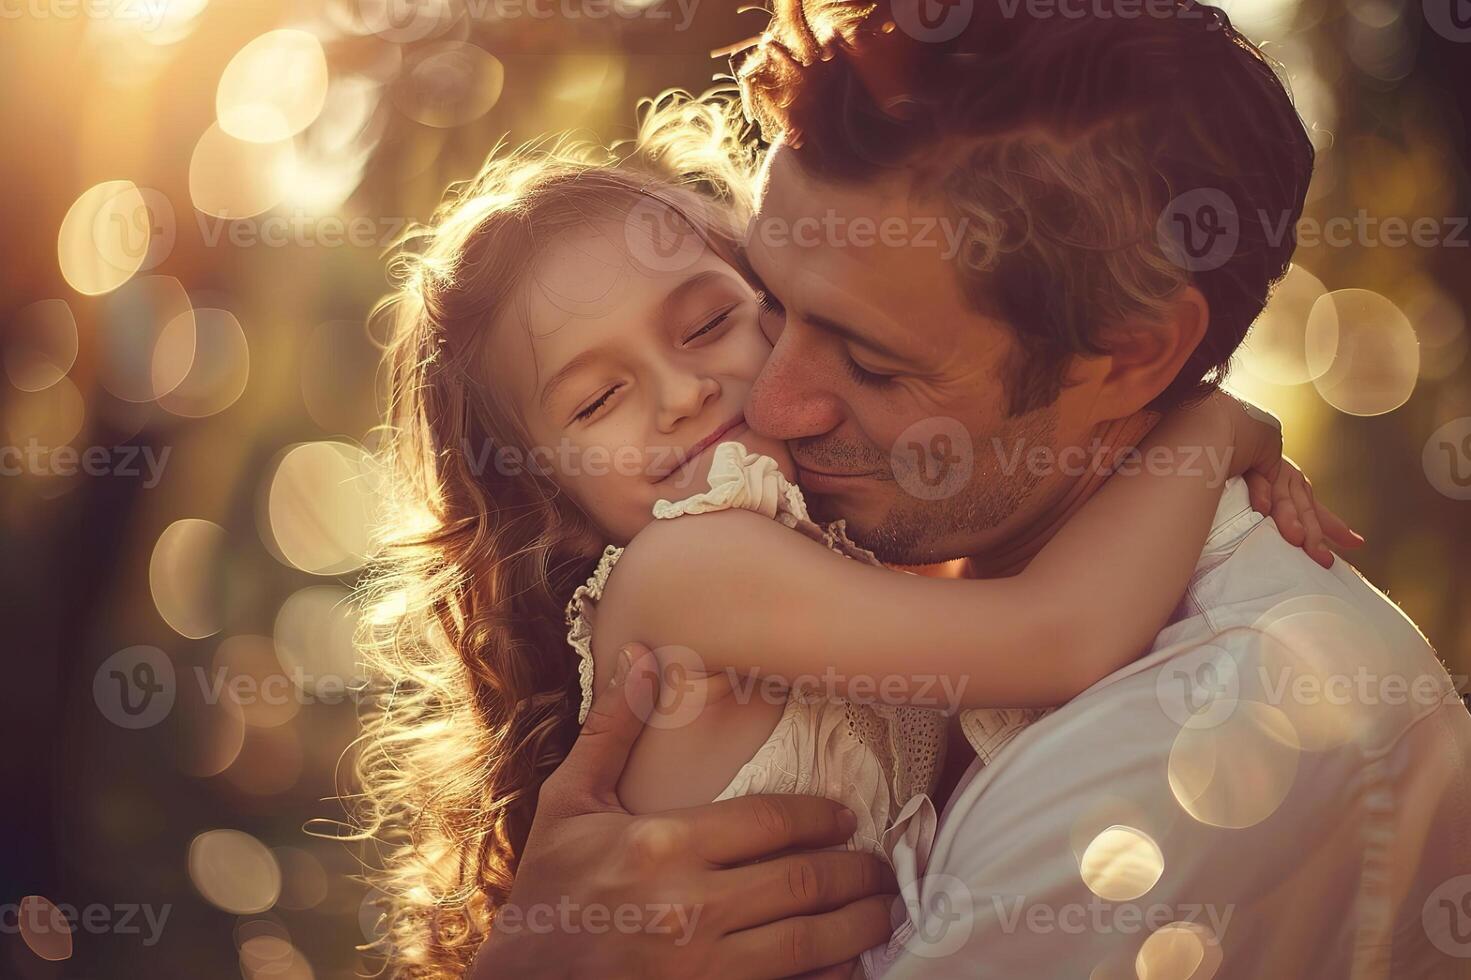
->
<box><xmin>655</xmin><ymin>269</ymin><xmax>729</xmax><ymax>325</ymax></box>
<box><xmin>538</xmin><ymin>348</ymin><xmax>606</xmax><ymax>412</ymax></box>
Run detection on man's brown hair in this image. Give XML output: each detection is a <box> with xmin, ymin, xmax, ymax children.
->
<box><xmin>736</xmin><ymin>0</ymin><xmax>1315</xmax><ymax>414</ymax></box>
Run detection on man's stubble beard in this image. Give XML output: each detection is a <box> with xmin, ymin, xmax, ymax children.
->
<box><xmin>802</xmin><ymin>407</ymin><xmax>1059</xmax><ymax>566</ymax></box>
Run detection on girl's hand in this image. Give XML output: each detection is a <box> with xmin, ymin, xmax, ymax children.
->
<box><xmin>1244</xmin><ymin>455</ymin><xmax>1364</xmax><ymax>569</ymax></box>
<box><xmin>1209</xmin><ymin>392</ymin><xmax>1366</xmax><ymax>569</ymax></box>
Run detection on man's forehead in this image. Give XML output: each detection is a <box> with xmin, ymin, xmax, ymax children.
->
<box><xmin>755</xmin><ymin>141</ymin><xmax>919</xmax><ymax>221</ymax></box>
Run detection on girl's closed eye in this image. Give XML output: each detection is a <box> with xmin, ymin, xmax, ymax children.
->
<box><xmin>682</xmin><ymin>304</ymin><xmax>738</xmax><ymax>345</ymax></box>
<box><xmin>573</xmin><ymin>383</ymin><xmax>622</xmax><ymax>423</ymax></box>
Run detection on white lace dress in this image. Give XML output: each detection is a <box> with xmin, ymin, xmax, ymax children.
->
<box><xmin>564</xmin><ymin>442</ymin><xmax>948</xmax><ymax>857</ymax></box>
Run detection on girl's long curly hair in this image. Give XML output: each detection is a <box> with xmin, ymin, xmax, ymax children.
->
<box><xmin>350</xmin><ymin>89</ymin><xmax>758</xmax><ymax>976</ymax></box>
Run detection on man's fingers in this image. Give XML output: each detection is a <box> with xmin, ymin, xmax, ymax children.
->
<box><xmin>541</xmin><ymin>644</ymin><xmax>657</xmax><ymax>812</ymax></box>
<box><xmin>725</xmin><ymin>894</ymin><xmax>896</xmax><ymax>979</ymax></box>
<box><xmin>692</xmin><ymin>794</ymin><xmax>861</xmax><ymax>865</ymax></box>
<box><xmin>713</xmin><ymin>851</ymin><xmax>894</xmax><ymax>931</ymax></box>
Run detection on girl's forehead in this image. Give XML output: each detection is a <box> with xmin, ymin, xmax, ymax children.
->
<box><xmin>522</xmin><ymin>222</ymin><xmax>639</xmax><ymax>331</ymax></box>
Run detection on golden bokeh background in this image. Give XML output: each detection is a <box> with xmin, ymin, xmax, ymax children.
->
<box><xmin>2</xmin><ymin>1</ymin><xmax>1468</xmax><ymax>977</ymax></box>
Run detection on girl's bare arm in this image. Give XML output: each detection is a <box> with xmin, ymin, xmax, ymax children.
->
<box><xmin>595</xmin><ymin>395</ymin><xmax>1357</xmax><ymax>709</ymax></box>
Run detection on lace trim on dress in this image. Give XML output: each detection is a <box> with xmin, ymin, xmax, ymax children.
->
<box><xmin>566</xmin><ymin>544</ymin><xmax>624</xmax><ymax>725</ymax></box>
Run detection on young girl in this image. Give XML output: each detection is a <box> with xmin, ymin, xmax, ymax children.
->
<box><xmin>354</xmin><ymin>136</ymin><xmax>1358</xmax><ymax>975</ymax></box>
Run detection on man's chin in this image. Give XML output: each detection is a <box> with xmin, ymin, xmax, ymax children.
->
<box><xmin>802</xmin><ymin>491</ymin><xmax>915</xmax><ymax>562</ymax></box>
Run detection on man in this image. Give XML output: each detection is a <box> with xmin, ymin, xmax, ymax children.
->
<box><xmin>474</xmin><ymin>1</ymin><xmax>1471</xmax><ymax>976</ymax></box>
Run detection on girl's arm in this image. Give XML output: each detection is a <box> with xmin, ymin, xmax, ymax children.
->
<box><xmin>594</xmin><ymin>395</ymin><xmax>1357</xmax><ymax>710</ymax></box>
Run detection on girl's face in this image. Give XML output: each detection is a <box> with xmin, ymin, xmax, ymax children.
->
<box><xmin>484</xmin><ymin>217</ymin><xmax>794</xmax><ymax>544</ymax></box>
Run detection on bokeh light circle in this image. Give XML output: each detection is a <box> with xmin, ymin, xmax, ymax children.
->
<box><xmin>1168</xmin><ymin>699</ymin><xmax>1300</xmax><ymax>829</ymax></box>
<box><xmin>274</xmin><ymin>585</ymin><xmax>363</xmax><ymax>698</ymax></box>
<box><xmin>18</xmin><ymin>895</ymin><xmax>73</xmax><ymax>962</ymax></box>
<box><xmin>156</xmin><ymin>307</ymin><xmax>250</xmax><ymax>418</ymax></box>
<box><xmin>189</xmin><ymin>122</ymin><xmax>295</xmax><ymax>219</ymax></box>
<box><xmin>5</xmin><ymin>299</ymin><xmax>78</xmax><ymax>391</ymax></box>
<box><xmin>58</xmin><ymin>180</ymin><xmax>150</xmax><ymax>295</ymax></box>
<box><xmin>1135</xmin><ymin>921</ymin><xmax>1222</xmax><ymax>980</ymax></box>
<box><xmin>1240</xmin><ymin>264</ymin><xmax>1334</xmax><ymax>385</ymax></box>
<box><xmin>1307</xmin><ymin>289</ymin><xmax>1419</xmax><ymax>416</ymax></box>
<box><xmin>263</xmin><ymin>442</ymin><xmax>380</xmax><ymax>575</ymax></box>
<box><xmin>188</xmin><ymin>829</ymin><xmax>282</xmax><ymax>914</ymax></box>
<box><xmin>217</xmin><ymin>30</ymin><xmax>329</xmax><ymax>143</ymax></box>
<box><xmin>150</xmin><ymin>518</ymin><xmax>228</xmax><ymax>639</ymax></box>
<box><xmin>1078</xmin><ymin>825</ymin><xmax>1165</xmax><ymax>902</ymax></box>
<box><xmin>99</xmin><ymin>274</ymin><xmax>196</xmax><ymax>403</ymax></box>
<box><xmin>391</xmin><ymin>41</ymin><xmax>503</xmax><ymax>127</ymax></box>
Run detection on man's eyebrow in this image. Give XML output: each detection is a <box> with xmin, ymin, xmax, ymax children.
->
<box><xmin>745</xmin><ymin>243</ymin><xmax>909</xmax><ymax>363</ymax></box>
<box><xmin>808</xmin><ymin>312</ymin><xmax>908</xmax><ymax>362</ymax></box>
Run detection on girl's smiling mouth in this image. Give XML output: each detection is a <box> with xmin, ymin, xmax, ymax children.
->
<box><xmin>654</xmin><ymin>415</ymin><xmax>748</xmax><ymax>485</ymax></box>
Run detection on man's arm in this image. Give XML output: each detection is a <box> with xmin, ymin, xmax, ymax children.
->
<box><xmin>472</xmin><ymin>644</ymin><xmax>898</xmax><ymax>980</ymax></box>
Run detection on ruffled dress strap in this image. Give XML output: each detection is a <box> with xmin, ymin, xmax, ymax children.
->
<box><xmin>565</xmin><ymin>442</ymin><xmax>811</xmax><ymax>725</ymax></box>
<box><xmin>565</xmin><ymin>544</ymin><xmax>623</xmax><ymax>724</ymax></box>
<box><xmin>652</xmin><ymin>441</ymin><xmax>811</xmax><ymax>526</ymax></box>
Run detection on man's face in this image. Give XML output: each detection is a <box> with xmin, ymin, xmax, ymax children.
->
<box><xmin>744</xmin><ymin>144</ymin><xmax>1107</xmax><ymax>565</ymax></box>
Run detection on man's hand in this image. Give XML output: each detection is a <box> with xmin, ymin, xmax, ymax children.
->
<box><xmin>471</xmin><ymin>644</ymin><xmax>897</xmax><ymax>980</ymax></box>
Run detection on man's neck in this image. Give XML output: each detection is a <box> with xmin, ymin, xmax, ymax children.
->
<box><xmin>963</xmin><ymin>411</ymin><xmax>1162</xmax><ymax>580</ymax></box>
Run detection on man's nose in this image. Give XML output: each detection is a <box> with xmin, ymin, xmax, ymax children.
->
<box><xmin>746</xmin><ymin>325</ymin><xmax>844</xmax><ymax>442</ymax></box>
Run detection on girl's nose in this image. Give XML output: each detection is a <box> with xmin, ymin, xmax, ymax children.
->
<box><xmin>654</xmin><ymin>368</ymin><xmax>721</xmax><ymax>434</ymax></box>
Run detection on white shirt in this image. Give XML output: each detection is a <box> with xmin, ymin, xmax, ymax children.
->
<box><xmin>877</xmin><ymin>477</ymin><xmax>1471</xmax><ymax>979</ymax></box>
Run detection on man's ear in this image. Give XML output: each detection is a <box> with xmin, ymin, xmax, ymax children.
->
<box><xmin>1090</xmin><ymin>286</ymin><xmax>1210</xmax><ymax>418</ymax></box>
